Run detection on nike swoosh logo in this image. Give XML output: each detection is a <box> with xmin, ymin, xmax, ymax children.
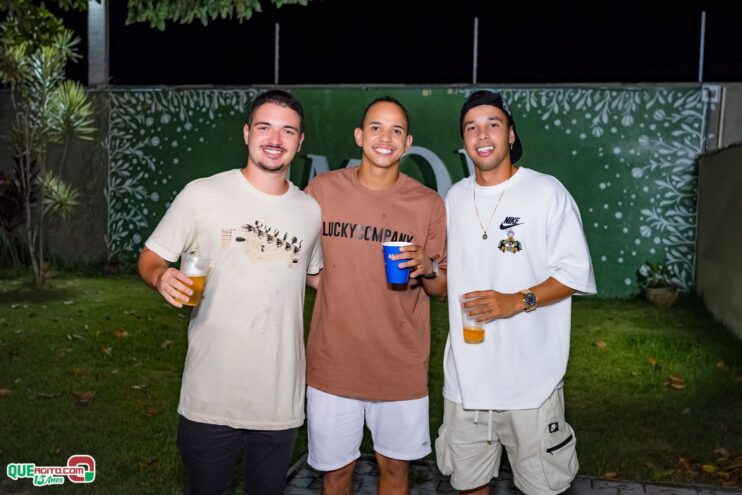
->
<box><xmin>500</xmin><ymin>221</ymin><xmax>524</xmax><ymax>230</ymax></box>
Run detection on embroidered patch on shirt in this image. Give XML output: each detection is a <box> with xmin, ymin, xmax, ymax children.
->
<box><xmin>497</xmin><ymin>229</ymin><xmax>523</xmax><ymax>253</ymax></box>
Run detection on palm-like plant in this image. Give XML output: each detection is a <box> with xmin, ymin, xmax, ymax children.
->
<box><xmin>0</xmin><ymin>7</ymin><xmax>96</xmax><ymax>286</ymax></box>
<box><xmin>49</xmin><ymin>79</ymin><xmax>96</xmax><ymax>176</ymax></box>
<box><xmin>40</xmin><ymin>171</ymin><xmax>80</xmax><ymax>219</ymax></box>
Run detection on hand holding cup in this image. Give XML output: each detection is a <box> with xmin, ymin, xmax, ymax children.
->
<box><xmin>459</xmin><ymin>294</ymin><xmax>485</xmax><ymax>344</ymax></box>
<box><xmin>177</xmin><ymin>253</ymin><xmax>210</xmax><ymax>307</ymax></box>
<box><xmin>382</xmin><ymin>242</ymin><xmax>414</xmax><ymax>284</ymax></box>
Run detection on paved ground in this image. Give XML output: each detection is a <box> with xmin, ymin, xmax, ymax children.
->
<box><xmin>285</xmin><ymin>455</ymin><xmax>742</xmax><ymax>495</ymax></box>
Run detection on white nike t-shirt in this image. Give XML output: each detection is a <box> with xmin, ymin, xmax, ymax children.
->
<box><xmin>444</xmin><ymin>168</ymin><xmax>596</xmax><ymax>410</ymax></box>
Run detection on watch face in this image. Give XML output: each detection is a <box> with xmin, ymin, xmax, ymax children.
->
<box><xmin>524</xmin><ymin>292</ymin><xmax>538</xmax><ymax>307</ymax></box>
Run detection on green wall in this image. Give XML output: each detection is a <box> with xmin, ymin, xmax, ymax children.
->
<box><xmin>108</xmin><ymin>87</ymin><xmax>705</xmax><ymax>296</ymax></box>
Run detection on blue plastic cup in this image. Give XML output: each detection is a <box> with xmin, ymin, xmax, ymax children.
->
<box><xmin>382</xmin><ymin>241</ymin><xmax>413</xmax><ymax>284</ymax></box>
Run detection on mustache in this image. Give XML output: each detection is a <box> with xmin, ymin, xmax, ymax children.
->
<box><xmin>261</xmin><ymin>144</ymin><xmax>288</xmax><ymax>152</ymax></box>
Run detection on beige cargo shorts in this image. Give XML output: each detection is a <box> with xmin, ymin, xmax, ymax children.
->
<box><xmin>435</xmin><ymin>387</ymin><xmax>578</xmax><ymax>494</ymax></box>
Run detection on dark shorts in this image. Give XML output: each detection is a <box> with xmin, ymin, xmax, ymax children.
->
<box><xmin>176</xmin><ymin>415</ymin><xmax>298</xmax><ymax>495</ymax></box>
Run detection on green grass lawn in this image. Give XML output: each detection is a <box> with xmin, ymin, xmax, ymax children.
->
<box><xmin>0</xmin><ymin>274</ymin><xmax>740</xmax><ymax>493</ymax></box>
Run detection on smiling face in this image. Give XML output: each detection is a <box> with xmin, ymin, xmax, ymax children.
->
<box><xmin>243</xmin><ymin>102</ymin><xmax>304</xmax><ymax>175</ymax></box>
<box><xmin>462</xmin><ymin>104</ymin><xmax>516</xmax><ymax>175</ymax></box>
<box><xmin>354</xmin><ymin>101</ymin><xmax>413</xmax><ymax>170</ymax></box>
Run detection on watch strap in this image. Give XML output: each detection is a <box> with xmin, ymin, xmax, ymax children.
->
<box><xmin>520</xmin><ymin>289</ymin><xmax>538</xmax><ymax>312</ymax></box>
<box><xmin>421</xmin><ymin>258</ymin><xmax>439</xmax><ymax>279</ymax></box>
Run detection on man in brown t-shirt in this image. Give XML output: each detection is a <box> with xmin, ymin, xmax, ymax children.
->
<box><xmin>304</xmin><ymin>97</ymin><xmax>447</xmax><ymax>494</ymax></box>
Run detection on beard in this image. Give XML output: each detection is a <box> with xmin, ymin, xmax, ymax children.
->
<box><xmin>253</xmin><ymin>160</ymin><xmax>289</xmax><ymax>173</ymax></box>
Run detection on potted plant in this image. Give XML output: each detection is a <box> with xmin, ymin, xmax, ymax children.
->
<box><xmin>637</xmin><ymin>261</ymin><xmax>679</xmax><ymax>307</ymax></box>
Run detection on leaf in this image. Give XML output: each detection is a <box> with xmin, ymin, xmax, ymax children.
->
<box><xmin>716</xmin><ymin>360</ymin><xmax>728</xmax><ymax>370</ymax></box>
<box><xmin>100</xmin><ymin>346</ymin><xmax>112</xmax><ymax>355</ymax></box>
<box><xmin>678</xmin><ymin>457</ymin><xmax>694</xmax><ymax>471</ymax></box>
<box><xmin>647</xmin><ymin>356</ymin><xmax>658</xmax><ymax>368</ymax></box>
<box><xmin>131</xmin><ymin>384</ymin><xmax>148</xmax><ymax>390</ymax></box>
<box><xmin>653</xmin><ymin>469</ymin><xmax>677</xmax><ymax>479</ymax></box>
<box><xmin>702</xmin><ymin>463</ymin><xmax>718</xmax><ymax>474</ymax></box>
<box><xmin>714</xmin><ymin>447</ymin><xmax>730</xmax><ymax>458</ymax></box>
<box><xmin>113</xmin><ymin>328</ymin><xmax>128</xmax><ymax>339</ymax></box>
<box><xmin>160</xmin><ymin>339</ymin><xmax>174</xmax><ymax>349</ymax></box>
<box><xmin>630</xmin><ymin>371</ymin><xmax>639</xmax><ymax>377</ymax></box>
<box><xmin>72</xmin><ymin>390</ymin><xmax>96</xmax><ymax>405</ymax></box>
<box><xmin>0</xmin><ymin>387</ymin><xmax>12</xmax><ymax>397</ymax></box>
<box><xmin>63</xmin><ymin>300</ymin><xmax>75</xmax><ymax>305</ymax></box>
<box><xmin>67</xmin><ymin>367</ymin><xmax>84</xmax><ymax>377</ymax></box>
<box><xmin>602</xmin><ymin>472</ymin><xmax>619</xmax><ymax>479</ymax></box>
<box><xmin>593</xmin><ymin>340</ymin><xmax>608</xmax><ymax>348</ymax></box>
<box><xmin>665</xmin><ymin>375</ymin><xmax>686</xmax><ymax>390</ymax></box>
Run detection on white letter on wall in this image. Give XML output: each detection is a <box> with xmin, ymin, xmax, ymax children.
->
<box><xmin>403</xmin><ymin>146</ymin><xmax>452</xmax><ymax>197</ymax></box>
<box><xmin>306</xmin><ymin>154</ymin><xmax>330</xmax><ymax>181</ymax></box>
<box><xmin>456</xmin><ymin>148</ymin><xmax>476</xmax><ymax>177</ymax></box>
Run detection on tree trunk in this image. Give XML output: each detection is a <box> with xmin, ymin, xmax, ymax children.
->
<box><xmin>38</xmin><ymin>205</ymin><xmax>45</xmax><ymax>287</ymax></box>
<box><xmin>37</xmin><ymin>149</ymin><xmax>47</xmax><ymax>287</ymax></box>
<box><xmin>21</xmin><ymin>154</ymin><xmax>40</xmax><ymax>283</ymax></box>
<box><xmin>57</xmin><ymin>136</ymin><xmax>69</xmax><ymax>177</ymax></box>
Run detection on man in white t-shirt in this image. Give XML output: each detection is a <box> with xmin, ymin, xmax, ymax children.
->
<box><xmin>435</xmin><ymin>90</ymin><xmax>596</xmax><ymax>495</ymax></box>
<box><xmin>138</xmin><ymin>90</ymin><xmax>322</xmax><ymax>495</ymax></box>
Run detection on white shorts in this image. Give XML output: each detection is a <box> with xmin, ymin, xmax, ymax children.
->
<box><xmin>306</xmin><ymin>386</ymin><xmax>431</xmax><ymax>471</ymax></box>
<box><xmin>435</xmin><ymin>387</ymin><xmax>578</xmax><ymax>494</ymax></box>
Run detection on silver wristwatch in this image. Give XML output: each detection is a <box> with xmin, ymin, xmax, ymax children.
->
<box><xmin>520</xmin><ymin>289</ymin><xmax>538</xmax><ymax>312</ymax></box>
<box><xmin>421</xmin><ymin>259</ymin><xmax>440</xmax><ymax>279</ymax></box>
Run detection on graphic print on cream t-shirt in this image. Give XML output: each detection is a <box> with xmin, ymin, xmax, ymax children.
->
<box><xmin>220</xmin><ymin>221</ymin><xmax>307</xmax><ymax>264</ymax></box>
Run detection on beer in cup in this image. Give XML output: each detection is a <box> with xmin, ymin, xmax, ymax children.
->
<box><xmin>179</xmin><ymin>253</ymin><xmax>210</xmax><ymax>306</ymax></box>
<box><xmin>459</xmin><ymin>295</ymin><xmax>485</xmax><ymax>344</ymax></box>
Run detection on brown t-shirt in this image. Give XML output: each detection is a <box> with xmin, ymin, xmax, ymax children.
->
<box><xmin>305</xmin><ymin>167</ymin><xmax>447</xmax><ymax>401</ymax></box>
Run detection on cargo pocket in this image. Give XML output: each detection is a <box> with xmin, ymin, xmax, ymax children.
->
<box><xmin>540</xmin><ymin>423</ymin><xmax>578</xmax><ymax>492</ymax></box>
<box><xmin>434</xmin><ymin>422</ymin><xmax>454</xmax><ymax>475</ymax></box>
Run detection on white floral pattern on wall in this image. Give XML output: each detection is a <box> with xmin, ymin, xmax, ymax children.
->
<box><xmin>107</xmin><ymin>87</ymin><xmax>705</xmax><ymax>294</ymax></box>
<box><xmin>454</xmin><ymin>88</ymin><xmax>704</xmax><ymax>292</ymax></box>
<box><xmin>107</xmin><ymin>89</ymin><xmax>258</xmax><ymax>259</ymax></box>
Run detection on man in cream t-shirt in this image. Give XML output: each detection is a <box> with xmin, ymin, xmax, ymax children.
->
<box><xmin>138</xmin><ymin>90</ymin><xmax>321</xmax><ymax>495</ymax></box>
<box><xmin>436</xmin><ymin>90</ymin><xmax>596</xmax><ymax>495</ymax></box>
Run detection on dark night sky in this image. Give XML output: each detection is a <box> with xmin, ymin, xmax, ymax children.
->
<box><xmin>62</xmin><ymin>0</ymin><xmax>742</xmax><ymax>86</ymax></box>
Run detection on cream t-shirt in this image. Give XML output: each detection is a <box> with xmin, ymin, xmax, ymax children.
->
<box><xmin>146</xmin><ymin>169</ymin><xmax>322</xmax><ymax>429</ymax></box>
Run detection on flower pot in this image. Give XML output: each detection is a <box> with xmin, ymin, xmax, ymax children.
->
<box><xmin>645</xmin><ymin>286</ymin><xmax>678</xmax><ymax>308</ymax></box>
